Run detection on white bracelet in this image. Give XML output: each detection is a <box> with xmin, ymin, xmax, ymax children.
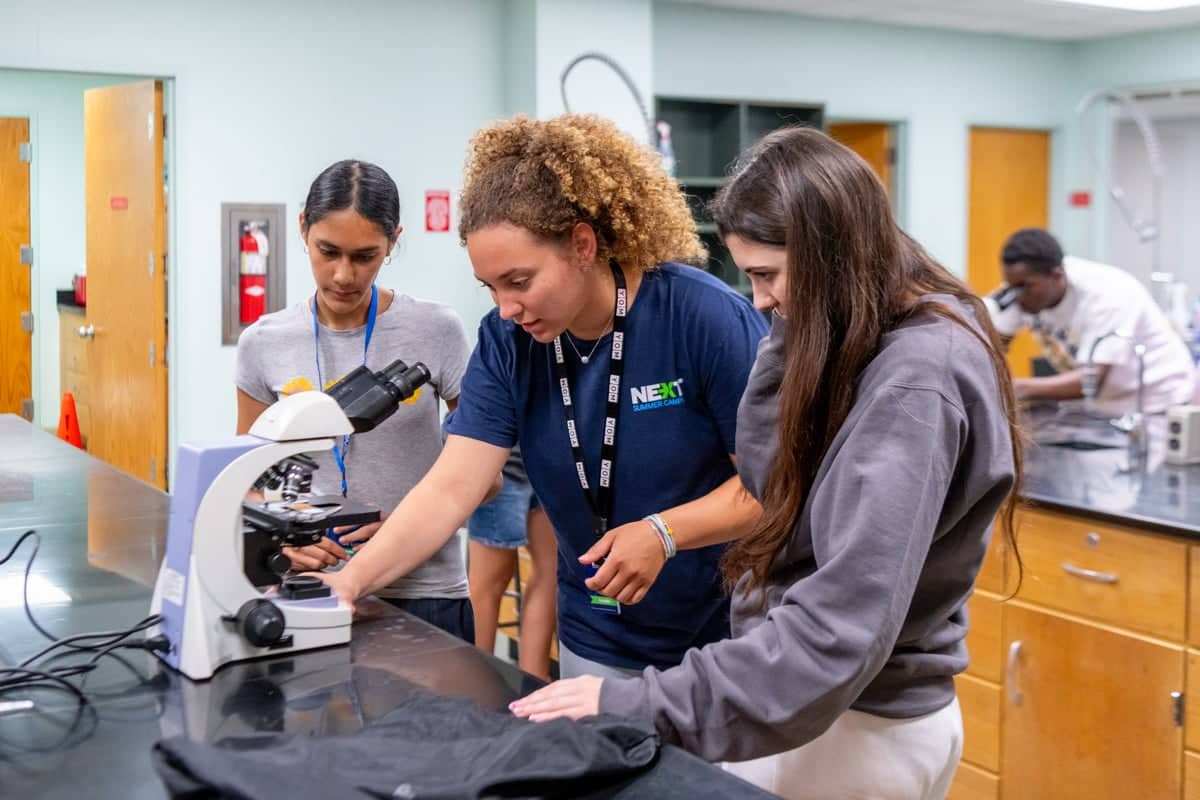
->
<box><xmin>644</xmin><ymin>514</ymin><xmax>677</xmax><ymax>559</ymax></box>
<box><xmin>643</xmin><ymin>517</ymin><xmax>670</xmax><ymax>559</ymax></box>
<box><xmin>643</xmin><ymin>516</ymin><xmax>671</xmax><ymax>559</ymax></box>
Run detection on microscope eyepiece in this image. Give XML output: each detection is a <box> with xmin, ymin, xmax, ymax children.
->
<box><xmin>992</xmin><ymin>285</ymin><xmax>1022</xmax><ymax>312</ymax></box>
<box><xmin>326</xmin><ymin>358</ymin><xmax>433</xmax><ymax>433</ymax></box>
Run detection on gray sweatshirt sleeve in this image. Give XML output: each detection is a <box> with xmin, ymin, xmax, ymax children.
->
<box><xmin>599</xmin><ymin>383</ymin><xmax>967</xmax><ymax>763</ymax></box>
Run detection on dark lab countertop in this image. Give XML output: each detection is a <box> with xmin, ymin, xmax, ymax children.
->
<box><xmin>1021</xmin><ymin>405</ymin><xmax>1200</xmax><ymax>538</ymax></box>
<box><xmin>56</xmin><ymin>289</ymin><xmax>85</xmax><ymax>313</ymax></box>
<box><xmin>0</xmin><ymin>416</ymin><xmax>769</xmax><ymax>800</ymax></box>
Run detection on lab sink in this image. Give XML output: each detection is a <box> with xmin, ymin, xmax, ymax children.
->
<box><xmin>1026</xmin><ymin>408</ymin><xmax>1131</xmax><ymax>451</ymax></box>
<box><xmin>1037</xmin><ymin>438</ymin><xmax>1125</xmax><ymax>451</ymax></box>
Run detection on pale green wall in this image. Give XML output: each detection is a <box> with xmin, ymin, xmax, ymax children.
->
<box><xmin>652</xmin><ymin>2</ymin><xmax>1077</xmax><ymax>277</ymax></box>
<box><xmin>2</xmin><ymin>0</ymin><xmax>509</xmax><ymax>455</ymax></box>
<box><xmin>9</xmin><ymin>0</ymin><xmax>1200</xmax><ymax>461</ymax></box>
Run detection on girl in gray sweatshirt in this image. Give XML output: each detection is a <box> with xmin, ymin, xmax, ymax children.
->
<box><xmin>511</xmin><ymin>126</ymin><xmax>1021</xmax><ymax>800</ymax></box>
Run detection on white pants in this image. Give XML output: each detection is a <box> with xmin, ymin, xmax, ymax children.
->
<box><xmin>557</xmin><ymin>641</ymin><xmax>643</xmax><ymax>680</ymax></box>
<box><xmin>724</xmin><ymin>698</ymin><xmax>963</xmax><ymax>800</ymax></box>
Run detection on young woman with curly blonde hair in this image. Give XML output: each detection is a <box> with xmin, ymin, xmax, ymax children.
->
<box><xmin>318</xmin><ymin>114</ymin><xmax>768</xmax><ymax>676</ymax></box>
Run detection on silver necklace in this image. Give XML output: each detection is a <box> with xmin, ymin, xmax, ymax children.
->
<box><xmin>565</xmin><ymin>320</ymin><xmax>612</xmax><ymax>364</ymax></box>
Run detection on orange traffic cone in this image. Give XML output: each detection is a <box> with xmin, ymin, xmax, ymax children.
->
<box><xmin>57</xmin><ymin>393</ymin><xmax>83</xmax><ymax>449</ymax></box>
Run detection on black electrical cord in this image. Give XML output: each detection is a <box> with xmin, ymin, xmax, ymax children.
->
<box><xmin>0</xmin><ymin>668</ymin><xmax>90</xmax><ymax>704</ymax></box>
<box><xmin>0</xmin><ymin>530</ymin><xmax>169</xmax><ymax>714</ymax></box>
<box><xmin>29</xmin><ymin>648</ymin><xmax>168</xmax><ymax>725</ymax></box>
<box><xmin>18</xmin><ymin>617</ymin><xmax>161</xmax><ymax>669</ymax></box>
<box><xmin>1</xmin><ymin>530</ymin><xmax>165</xmax><ymax>659</ymax></box>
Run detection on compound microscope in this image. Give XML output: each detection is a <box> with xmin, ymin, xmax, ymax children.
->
<box><xmin>150</xmin><ymin>359</ymin><xmax>430</xmax><ymax>680</ymax></box>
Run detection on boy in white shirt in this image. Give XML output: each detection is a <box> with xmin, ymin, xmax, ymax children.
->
<box><xmin>984</xmin><ymin>228</ymin><xmax>1195</xmax><ymax>414</ymax></box>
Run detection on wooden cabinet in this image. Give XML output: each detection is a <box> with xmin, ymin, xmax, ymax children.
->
<box><xmin>1001</xmin><ymin>603</ymin><xmax>1183</xmax><ymax>800</ymax></box>
<box><xmin>955</xmin><ymin>507</ymin><xmax>1192</xmax><ymax>798</ymax></box>
<box><xmin>1190</xmin><ymin>548</ymin><xmax>1200</xmax><ymax>647</ymax></box>
<box><xmin>1189</xmin><ymin>650</ymin><xmax>1200</xmax><ymax>752</ymax></box>
<box><xmin>1187</xmin><ymin>751</ymin><xmax>1200</xmax><ymax>800</ymax></box>
<box><xmin>58</xmin><ymin>307</ymin><xmax>90</xmax><ymax>445</ymax></box>
<box><xmin>1012</xmin><ymin>509</ymin><xmax>1187</xmax><ymax>640</ymax></box>
<box><xmin>966</xmin><ymin>591</ymin><xmax>1003</xmax><ymax>683</ymax></box>
<box><xmin>957</xmin><ymin>674</ymin><xmax>1001</xmax><ymax>773</ymax></box>
<box><xmin>949</xmin><ymin>762</ymin><xmax>1000</xmax><ymax>800</ymax></box>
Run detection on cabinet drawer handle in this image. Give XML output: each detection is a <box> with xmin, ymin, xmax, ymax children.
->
<box><xmin>1061</xmin><ymin>563</ymin><xmax>1118</xmax><ymax>584</ymax></box>
<box><xmin>1007</xmin><ymin>641</ymin><xmax>1023</xmax><ymax>706</ymax></box>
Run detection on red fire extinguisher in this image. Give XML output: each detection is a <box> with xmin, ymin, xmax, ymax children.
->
<box><xmin>239</xmin><ymin>222</ymin><xmax>268</xmax><ymax>325</ymax></box>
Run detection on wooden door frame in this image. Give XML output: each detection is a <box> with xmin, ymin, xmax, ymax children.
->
<box><xmin>162</xmin><ymin>77</ymin><xmax>178</xmax><ymax>489</ymax></box>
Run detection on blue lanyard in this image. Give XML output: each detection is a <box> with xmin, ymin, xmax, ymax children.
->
<box><xmin>312</xmin><ymin>285</ymin><xmax>378</xmax><ymax>497</ymax></box>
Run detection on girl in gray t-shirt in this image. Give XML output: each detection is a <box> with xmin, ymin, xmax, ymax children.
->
<box><xmin>235</xmin><ymin>159</ymin><xmax>473</xmax><ymax>641</ymax></box>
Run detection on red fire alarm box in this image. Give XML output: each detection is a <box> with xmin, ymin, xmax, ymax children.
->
<box><xmin>425</xmin><ymin>190</ymin><xmax>451</xmax><ymax>233</ymax></box>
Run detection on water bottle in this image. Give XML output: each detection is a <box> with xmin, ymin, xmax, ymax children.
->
<box><xmin>1081</xmin><ymin>364</ymin><xmax>1100</xmax><ymax>404</ymax></box>
<box><xmin>656</xmin><ymin>120</ymin><xmax>676</xmax><ymax>178</ymax></box>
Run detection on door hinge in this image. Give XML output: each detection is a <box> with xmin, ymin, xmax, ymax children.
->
<box><xmin>20</xmin><ymin>399</ymin><xmax>33</xmax><ymax>421</ymax></box>
<box><xmin>162</xmin><ymin>114</ymin><xmax>168</xmax><ymax>139</ymax></box>
<box><xmin>19</xmin><ymin>312</ymin><xmax>33</xmax><ymax>333</ymax></box>
<box><xmin>149</xmin><ymin>250</ymin><xmax>155</xmax><ymax>278</ymax></box>
<box><xmin>19</xmin><ymin>245</ymin><xmax>32</xmax><ymax>265</ymax></box>
<box><xmin>149</xmin><ymin>341</ymin><xmax>156</xmax><ymax>367</ymax></box>
<box><xmin>887</xmin><ymin>146</ymin><xmax>897</xmax><ymax>167</ymax></box>
<box><xmin>18</xmin><ymin>142</ymin><xmax>31</xmax><ymax>163</ymax></box>
<box><xmin>1173</xmin><ymin>691</ymin><xmax>1185</xmax><ymax>727</ymax></box>
<box><xmin>150</xmin><ymin>458</ymin><xmax>157</xmax><ymax>483</ymax></box>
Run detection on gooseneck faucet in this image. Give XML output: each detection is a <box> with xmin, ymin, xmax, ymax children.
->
<box><xmin>1082</xmin><ymin>329</ymin><xmax>1147</xmax><ymax>452</ymax></box>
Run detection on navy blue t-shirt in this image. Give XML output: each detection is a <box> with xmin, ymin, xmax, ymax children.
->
<box><xmin>447</xmin><ymin>263</ymin><xmax>768</xmax><ymax>669</ymax></box>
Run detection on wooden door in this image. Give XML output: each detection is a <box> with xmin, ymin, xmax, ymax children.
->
<box><xmin>0</xmin><ymin>118</ymin><xmax>32</xmax><ymax>419</ymax></box>
<box><xmin>829</xmin><ymin>122</ymin><xmax>893</xmax><ymax>196</ymax></box>
<box><xmin>1002</xmin><ymin>604</ymin><xmax>1183</xmax><ymax>800</ymax></box>
<box><xmin>967</xmin><ymin>128</ymin><xmax>1050</xmax><ymax>379</ymax></box>
<box><xmin>84</xmin><ymin>81</ymin><xmax>167</xmax><ymax>488</ymax></box>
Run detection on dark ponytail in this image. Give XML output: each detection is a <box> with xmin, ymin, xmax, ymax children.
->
<box><xmin>302</xmin><ymin>160</ymin><xmax>400</xmax><ymax>241</ymax></box>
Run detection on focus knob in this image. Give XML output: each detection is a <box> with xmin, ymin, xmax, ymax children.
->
<box><xmin>264</xmin><ymin>550</ymin><xmax>292</xmax><ymax>577</ymax></box>
<box><xmin>235</xmin><ymin>598</ymin><xmax>285</xmax><ymax>647</ymax></box>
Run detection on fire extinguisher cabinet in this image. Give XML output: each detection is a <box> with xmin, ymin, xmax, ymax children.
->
<box><xmin>221</xmin><ymin>203</ymin><xmax>287</xmax><ymax>345</ymax></box>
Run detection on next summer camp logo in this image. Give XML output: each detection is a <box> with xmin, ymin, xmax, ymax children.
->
<box><xmin>630</xmin><ymin>378</ymin><xmax>685</xmax><ymax>412</ymax></box>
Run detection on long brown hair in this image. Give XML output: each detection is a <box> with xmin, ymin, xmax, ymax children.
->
<box><xmin>714</xmin><ymin>126</ymin><xmax>1023</xmax><ymax>600</ymax></box>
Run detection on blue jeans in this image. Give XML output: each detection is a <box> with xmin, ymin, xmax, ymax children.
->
<box><xmin>468</xmin><ymin>476</ymin><xmax>539</xmax><ymax>549</ymax></box>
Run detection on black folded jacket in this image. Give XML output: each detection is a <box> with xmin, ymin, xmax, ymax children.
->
<box><xmin>152</xmin><ymin>681</ymin><xmax>660</xmax><ymax>800</ymax></box>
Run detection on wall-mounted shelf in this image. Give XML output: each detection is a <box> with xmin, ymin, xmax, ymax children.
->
<box><xmin>658</xmin><ymin>95</ymin><xmax>824</xmax><ymax>297</ymax></box>
<box><xmin>676</xmin><ymin>176</ymin><xmax>727</xmax><ymax>188</ymax></box>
